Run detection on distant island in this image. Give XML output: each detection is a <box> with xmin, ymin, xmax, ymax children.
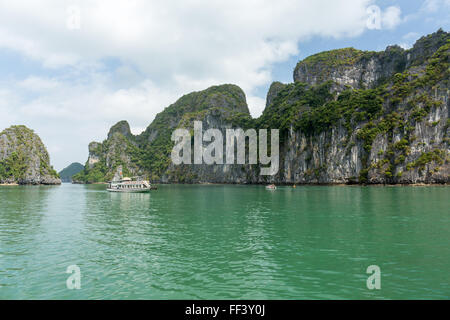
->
<box><xmin>0</xmin><ymin>125</ymin><xmax>61</xmax><ymax>185</ymax></box>
<box><xmin>73</xmin><ymin>29</ymin><xmax>449</xmax><ymax>185</ymax></box>
<box><xmin>59</xmin><ymin>162</ymin><xmax>84</xmax><ymax>183</ymax></box>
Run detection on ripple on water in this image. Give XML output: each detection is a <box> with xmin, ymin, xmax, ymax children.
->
<box><xmin>0</xmin><ymin>184</ymin><xmax>449</xmax><ymax>299</ymax></box>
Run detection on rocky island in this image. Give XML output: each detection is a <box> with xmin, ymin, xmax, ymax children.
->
<box><xmin>74</xmin><ymin>29</ymin><xmax>449</xmax><ymax>185</ymax></box>
<box><xmin>58</xmin><ymin>162</ymin><xmax>84</xmax><ymax>183</ymax></box>
<box><xmin>0</xmin><ymin>125</ymin><xmax>61</xmax><ymax>185</ymax></box>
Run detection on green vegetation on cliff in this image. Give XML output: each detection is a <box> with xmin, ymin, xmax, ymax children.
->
<box><xmin>73</xmin><ymin>134</ymin><xmax>140</xmax><ymax>183</ymax></box>
<box><xmin>0</xmin><ymin>151</ymin><xmax>28</xmax><ymax>180</ymax></box>
<box><xmin>74</xmin><ymin>30</ymin><xmax>449</xmax><ymax>184</ymax></box>
<box><xmin>296</xmin><ymin>47</ymin><xmax>369</xmax><ymax>68</ymax></box>
<box><xmin>257</xmin><ymin>80</ymin><xmax>385</xmax><ymax>138</ymax></box>
<box><xmin>74</xmin><ymin>84</ymin><xmax>250</xmax><ymax>183</ymax></box>
<box><xmin>137</xmin><ymin>84</ymin><xmax>249</xmax><ymax>180</ymax></box>
<box><xmin>0</xmin><ymin>125</ymin><xmax>59</xmax><ymax>184</ymax></box>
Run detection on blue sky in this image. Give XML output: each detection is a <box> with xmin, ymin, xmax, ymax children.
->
<box><xmin>268</xmin><ymin>0</ymin><xmax>449</xmax><ymax>92</ymax></box>
<box><xmin>0</xmin><ymin>0</ymin><xmax>448</xmax><ymax>170</ymax></box>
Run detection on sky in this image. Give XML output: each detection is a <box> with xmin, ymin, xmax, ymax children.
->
<box><xmin>0</xmin><ymin>0</ymin><xmax>449</xmax><ymax>171</ymax></box>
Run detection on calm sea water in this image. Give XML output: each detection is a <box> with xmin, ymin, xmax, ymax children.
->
<box><xmin>0</xmin><ymin>183</ymin><xmax>449</xmax><ymax>299</ymax></box>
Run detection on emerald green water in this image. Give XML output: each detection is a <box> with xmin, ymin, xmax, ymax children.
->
<box><xmin>0</xmin><ymin>184</ymin><xmax>449</xmax><ymax>299</ymax></box>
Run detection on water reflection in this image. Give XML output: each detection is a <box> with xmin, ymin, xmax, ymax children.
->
<box><xmin>0</xmin><ymin>184</ymin><xmax>449</xmax><ymax>299</ymax></box>
<box><xmin>0</xmin><ymin>185</ymin><xmax>56</xmax><ymax>296</ymax></box>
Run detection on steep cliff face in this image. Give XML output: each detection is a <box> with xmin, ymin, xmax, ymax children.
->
<box><xmin>293</xmin><ymin>29</ymin><xmax>448</xmax><ymax>91</ymax></box>
<box><xmin>162</xmin><ymin>110</ymin><xmax>260</xmax><ymax>184</ymax></box>
<box><xmin>267</xmin><ymin>29</ymin><xmax>449</xmax><ymax>184</ymax></box>
<box><xmin>74</xmin><ymin>84</ymin><xmax>252</xmax><ymax>183</ymax></box>
<box><xmin>293</xmin><ymin>46</ymin><xmax>404</xmax><ymax>91</ymax></box>
<box><xmin>278</xmin><ymin>93</ymin><xmax>449</xmax><ymax>185</ymax></box>
<box><xmin>107</xmin><ymin>120</ymin><xmax>133</xmax><ymax>140</ymax></box>
<box><xmin>72</xmin><ymin>123</ymin><xmax>142</xmax><ymax>183</ymax></box>
<box><xmin>0</xmin><ymin>125</ymin><xmax>61</xmax><ymax>185</ymax></box>
<box><xmin>75</xmin><ymin>29</ymin><xmax>449</xmax><ymax>185</ymax></box>
<box><xmin>139</xmin><ymin>84</ymin><xmax>250</xmax><ymax>182</ymax></box>
<box><xmin>265</xmin><ymin>81</ymin><xmax>288</xmax><ymax>109</ymax></box>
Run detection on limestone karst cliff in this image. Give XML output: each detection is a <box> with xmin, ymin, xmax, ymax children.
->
<box><xmin>293</xmin><ymin>29</ymin><xmax>449</xmax><ymax>91</ymax></box>
<box><xmin>74</xmin><ymin>29</ymin><xmax>449</xmax><ymax>184</ymax></box>
<box><xmin>0</xmin><ymin>125</ymin><xmax>61</xmax><ymax>185</ymax></box>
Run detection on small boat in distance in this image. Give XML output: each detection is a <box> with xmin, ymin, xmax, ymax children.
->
<box><xmin>266</xmin><ymin>184</ymin><xmax>276</xmax><ymax>190</ymax></box>
<box><xmin>107</xmin><ymin>177</ymin><xmax>154</xmax><ymax>193</ymax></box>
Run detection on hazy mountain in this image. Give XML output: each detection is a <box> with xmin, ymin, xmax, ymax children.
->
<box><xmin>59</xmin><ymin>162</ymin><xmax>84</xmax><ymax>183</ymax></box>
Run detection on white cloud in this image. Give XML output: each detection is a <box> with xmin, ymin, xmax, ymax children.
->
<box><xmin>246</xmin><ymin>96</ymin><xmax>266</xmax><ymax>119</ymax></box>
<box><xmin>19</xmin><ymin>76</ymin><xmax>60</xmax><ymax>91</ymax></box>
<box><xmin>0</xmin><ymin>1</ymin><xmax>377</xmax><ymax>93</ymax></box>
<box><xmin>403</xmin><ymin>32</ymin><xmax>420</xmax><ymax>40</ymax></box>
<box><xmin>0</xmin><ymin>74</ymin><xmax>180</xmax><ymax>169</ymax></box>
<box><xmin>422</xmin><ymin>0</ymin><xmax>450</xmax><ymax>12</ymax></box>
<box><xmin>403</xmin><ymin>0</ymin><xmax>449</xmax><ymax>23</ymax></box>
<box><xmin>398</xmin><ymin>32</ymin><xmax>421</xmax><ymax>50</ymax></box>
<box><xmin>381</xmin><ymin>6</ymin><xmax>402</xmax><ymax>30</ymax></box>
<box><xmin>0</xmin><ymin>0</ymin><xmax>403</xmax><ymax>170</ymax></box>
<box><xmin>398</xmin><ymin>43</ymin><xmax>412</xmax><ymax>50</ymax></box>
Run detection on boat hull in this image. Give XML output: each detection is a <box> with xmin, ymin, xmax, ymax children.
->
<box><xmin>107</xmin><ymin>188</ymin><xmax>152</xmax><ymax>193</ymax></box>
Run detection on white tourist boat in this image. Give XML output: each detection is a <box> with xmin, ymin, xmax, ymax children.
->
<box><xmin>107</xmin><ymin>167</ymin><xmax>155</xmax><ymax>193</ymax></box>
<box><xmin>107</xmin><ymin>177</ymin><xmax>155</xmax><ymax>193</ymax></box>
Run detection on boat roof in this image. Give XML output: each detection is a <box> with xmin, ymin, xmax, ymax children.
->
<box><xmin>109</xmin><ymin>176</ymin><xmax>150</xmax><ymax>183</ymax></box>
<box><xmin>110</xmin><ymin>180</ymin><xmax>150</xmax><ymax>185</ymax></box>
